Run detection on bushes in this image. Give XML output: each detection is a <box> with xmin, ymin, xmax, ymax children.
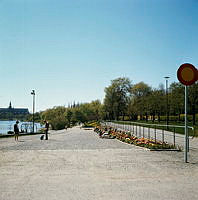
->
<box><xmin>41</xmin><ymin>107</ymin><xmax>68</xmax><ymax>130</ymax></box>
<box><xmin>49</xmin><ymin>116</ymin><xmax>67</xmax><ymax>130</ymax></box>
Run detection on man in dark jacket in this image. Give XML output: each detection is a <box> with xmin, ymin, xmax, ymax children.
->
<box><xmin>44</xmin><ymin>120</ymin><xmax>49</xmax><ymax>140</ymax></box>
<box><xmin>14</xmin><ymin>120</ymin><xmax>20</xmax><ymax>141</ymax></box>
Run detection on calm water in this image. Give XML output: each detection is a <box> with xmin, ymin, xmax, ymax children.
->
<box><xmin>0</xmin><ymin>120</ymin><xmax>43</xmax><ymax>135</ymax></box>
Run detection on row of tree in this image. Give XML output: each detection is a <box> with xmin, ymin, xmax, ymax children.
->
<box><xmin>26</xmin><ymin>77</ymin><xmax>198</xmax><ymax>129</ymax></box>
<box><xmin>103</xmin><ymin>77</ymin><xmax>198</xmax><ymax>124</ymax></box>
<box><xmin>28</xmin><ymin>100</ymin><xmax>103</xmax><ymax>130</ymax></box>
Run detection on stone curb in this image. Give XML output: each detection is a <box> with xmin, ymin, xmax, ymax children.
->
<box><xmin>149</xmin><ymin>149</ymin><xmax>181</xmax><ymax>151</ymax></box>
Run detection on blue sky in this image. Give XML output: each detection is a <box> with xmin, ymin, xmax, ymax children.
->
<box><xmin>0</xmin><ymin>0</ymin><xmax>197</xmax><ymax>112</ymax></box>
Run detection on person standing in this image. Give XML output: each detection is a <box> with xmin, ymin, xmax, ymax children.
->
<box><xmin>14</xmin><ymin>120</ymin><xmax>20</xmax><ymax>141</ymax></box>
<box><xmin>44</xmin><ymin>120</ymin><xmax>49</xmax><ymax>140</ymax></box>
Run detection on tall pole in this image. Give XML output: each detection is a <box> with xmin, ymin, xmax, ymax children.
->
<box><xmin>177</xmin><ymin>63</ymin><xmax>197</xmax><ymax>163</ymax></box>
<box><xmin>164</xmin><ymin>76</ymin><xmax>170</xmax><ymax>129</ymax></box>
<box><xmin>33</xmin><ymin>92</ymin><xmax>35</xmax><ymax>133</ymax></box>
<box><xmin>31</xmin><ymin>90</ymin><xmax>35</xmax><ymax>133</ymax></box>
<box><xmin>184</xmin><ymin>86</ymin><xmax>188</xmax><ymax>163</ymax></box>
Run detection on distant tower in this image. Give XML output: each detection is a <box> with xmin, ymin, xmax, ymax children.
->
<box><xmin>8</xmin><ymin>101</ymin><xmax>12</xmax><ymax>109</ymax></box>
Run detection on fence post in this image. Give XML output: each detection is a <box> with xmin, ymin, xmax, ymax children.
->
<box><xmin>139</xmin><ymin>125</ymin><xmax>141</xmax><ymax>137</ymax></box>
<box><xmin>148</xmin><ymin>127</ymin><xmax>150</xmax><ymax>139</ymax></box>
<box><xmin>136</xmin><ymin>124</ymin><xmax>137</xmax><ymax>136</ymax></box>
<box><xmin>187</xmin><ymin>127</ymin><xmax>190</xmax><ymax>152</ymax></box>
<box><xmin>162</xmin><ymin>129</ymin><xmax>164</xmax><ymax>143</ymax></box>
<box><xmin>173</xmin><ymin>127</ymin><xmax>176</xmax><ymax>147</ymax></box>
<box><xmin>133</xmin><ymin>123</ymin><xmax>134</xmax><ymax>135</ymax></box>
<box><xmin>143</xmin><ymin>126</ymin><xmax>144</xmax><ymax>138</ymax></box>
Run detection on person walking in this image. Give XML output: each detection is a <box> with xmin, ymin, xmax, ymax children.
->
<box><xmin>44</xmin><ymin>120</ymin><xmax>49</xmax><ymax>140</ymax></box>
<box><xmin>14</xmin><ymin>120</ymin><xmax>20</xmax><ymax>141</ymax></box>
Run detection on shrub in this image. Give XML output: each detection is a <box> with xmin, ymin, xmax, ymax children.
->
<box><xmin>49</xmin><ymin>116</ymin><xmax>67</xmax><ymax>130</ymax></box>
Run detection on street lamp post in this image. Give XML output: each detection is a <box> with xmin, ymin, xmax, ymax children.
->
<box><xmin>164</xmin><ymin>77</ymin><xmax>170</xmax><ymax>129</ymax></box>
<box><xmin>31</xmin><ymin>90</ymin><xmax>35</xmax><ymax>133</ymax></box>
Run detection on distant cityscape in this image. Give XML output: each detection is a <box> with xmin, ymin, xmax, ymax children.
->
<box><xmin>0</xmin><ymin>102</ymin><xmax>29</xmax><ymax>120</ymax></box>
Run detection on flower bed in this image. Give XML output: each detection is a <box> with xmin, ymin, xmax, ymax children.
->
<box><xmin>94</xmin><ymin>125</ymin><xmax>180</xmax><ymax>150</ymax></box>
<box><xmin>83</xmin><ymin>121</ymin><xmax>100</xmax><ymax>128</ymax></box>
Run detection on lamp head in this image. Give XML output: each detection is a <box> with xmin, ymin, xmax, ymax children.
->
<box><xmin>31</xmin><ymin>90</ymin><xmax>35</xmax><ymax>95</ymax></box>
<box><xmin>164</xmin><ymin>76</ymin><xmax>170</xmax><ymax>79</ymax></box>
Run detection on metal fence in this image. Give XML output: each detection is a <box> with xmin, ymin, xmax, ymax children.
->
<box><xmin>103</xmin><ymin>121</ymin><xmax>194</xmax><ymax>148</ymax></box>
<box><xmin>20</xmin><ymin>123</ymin><xmax>38</xmax><ymax>133</ymax></box>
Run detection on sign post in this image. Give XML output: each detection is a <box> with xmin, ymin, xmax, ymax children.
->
<box><xmin>184</xmin><ymin>85</ymin><xmax>188</xmax><ymax>163</ymax></box>
<box><xmin>177</xmin><ymin>63</ymin><xmax>197</xmax><ymax>163</ymax></box>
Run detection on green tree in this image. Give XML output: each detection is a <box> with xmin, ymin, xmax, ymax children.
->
<box><xmin>188</xmin><ymin>82</ymin><xmax>198</xmax><ymax>125</ymax></box>
<box><xmin>129</xmin><ymin>82</ymin><xmax>152</xmax><ymax>121</ymax></box>
<box><xmin>169</xmin><ymin>82</ymin><xmax>184</xmax><ymax>121</ymax></box>
<box><xmin>71</xmin><ymin>108</ymin><xmax>86</xmax><ymax>124</ymax></box>
<box><xmin>41</xmin><ymin>106</ymin><xmax>67</xmax><ymax>130</ymax></box>
<box><xmin>65</xmin><ymin>109</ymin><xmax>73</xmax><ymax>127</ymax></box>
<box><xmin>26</xmin><ymin>112</ymin><xmax>41</xmax><ymax>122</ymax></box>
<box><xmin>147</xmin><ymin>88</ymin><xmax>165</xmax><ymax>122</ymax></box>
<box><xmin>89</xmin><ymin>100</ymin><xmax>102</xmax><ymax>121</ymax></box>
<box><xmin>104</xmin><ymin>77</ymin><xmax>132</xmax><ymax>120</ymax></box>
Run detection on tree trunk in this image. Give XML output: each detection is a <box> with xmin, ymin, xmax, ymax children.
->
<box><xmin>158</xmin><ymin>113</ymin><xmax>161</xmax><ymax>123</ymax></box>
<box><xmin>152</xmin><ymin>113</ymin><xmax>155</xmax><ymax>123</ymax></box>
<box><xmin>192</xmin><ymin>104</ymin><xmax>196</xmax><ymax>125</ymax></box>
<box><xmin>145</xmin><ymin>113</ymin><xmax>148</xmax><ymax>122</ymax></box>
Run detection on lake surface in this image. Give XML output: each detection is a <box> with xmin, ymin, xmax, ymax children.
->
<box><xmin>0</xmin><ymin>120</ymin><xmax>43</xmax><ymax>135</ymax></box>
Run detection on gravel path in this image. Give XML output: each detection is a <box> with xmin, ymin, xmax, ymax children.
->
<box><xmin>0</xmin><ymin>127</ymin><xmax>198</xmax><ymax>200</ymax></box>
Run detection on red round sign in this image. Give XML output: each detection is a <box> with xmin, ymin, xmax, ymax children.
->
<box><xmin>177</xmin><ymin>63</ymin><xmax>197</xmax><ymax>86</ymax></box>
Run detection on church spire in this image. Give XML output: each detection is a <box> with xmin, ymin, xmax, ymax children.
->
<box><xmin>9</xmin><ymin>101</ymin><xmax>12</xmax><ymax>109</ymax></box>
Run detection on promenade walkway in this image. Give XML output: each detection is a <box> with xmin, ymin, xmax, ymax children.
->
<box><xmin>0</xmin><ymin>127</ymin><xmax>198</xmax><ymax>200</ymax></box>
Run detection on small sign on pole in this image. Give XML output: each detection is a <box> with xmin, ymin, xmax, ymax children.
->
<box><xmin>177</xmin><ymin>63</ymin><xmax>197</xmax><ymax>163</ymax></box>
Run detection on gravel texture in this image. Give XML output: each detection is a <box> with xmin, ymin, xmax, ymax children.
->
<box><xmin>0</xmin><ymin>127</ymin><xmax>198</xmax><ymax>200</ymax></box>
